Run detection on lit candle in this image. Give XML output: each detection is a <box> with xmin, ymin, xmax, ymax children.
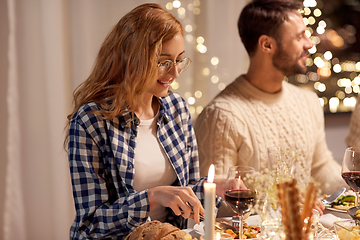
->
<box><xmin>204</xmin><ymin>164</ymin><xmax>216</xmax><ymax>240</ymax></box>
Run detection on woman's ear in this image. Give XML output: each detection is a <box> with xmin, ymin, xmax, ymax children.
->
<box><xmin>258</xmin><ymin>35</ymin><xmax>276</xmax><ymax>53</ymax></box>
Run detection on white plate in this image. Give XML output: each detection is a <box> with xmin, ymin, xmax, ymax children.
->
<box><xmin>193</xmin><ymin>221</ymin><xmax>205</xmax><ymax>235</ymax></box>
<box><xmin>193</xmin><ymin>215</ymin><xmax>261</xmax><ymax>236</ymax></box>
<box><xmin>325</xmin><ymin>206</ymin><xmax>347</xmax><ymax>213</ymax></box>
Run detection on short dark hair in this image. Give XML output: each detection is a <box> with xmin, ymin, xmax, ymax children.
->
<box><xmin>238</xmin><ymin>0</ymin><xmax>303</xmax><ymax>56</ymax></box>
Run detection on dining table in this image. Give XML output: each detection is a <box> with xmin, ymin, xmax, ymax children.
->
<box><xmin>183</xmin><ymin>208</ymin><xmax>352</xmax><ymax>239</ymax></box>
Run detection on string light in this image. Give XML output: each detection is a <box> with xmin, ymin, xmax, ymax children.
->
<box><xmin>324</xmin><ymin>51</ymin><xmax>332</xmax><ymax>60</ymax></box>
<box><xmin>167</xmin><ymin>0</ymin><xmax>360</xmax><ymax>115</ymax></box>
<box><xmin>195</xmin><ymin>91</ymin><xmax>202</xmax><ymax>98</ymax></box>
<box><xmin>173</xmin><ymin>0</ymin><xmax>181</xmax><ymax>8</ymax></box>
<box><xmin>211</xmin><ymin>75</ymin><xmax>219</xmax><ymax>84</ymax></box>
<box><xmin>297</xmin><ymin>0</ymin><xmax>360</xmax><ymax>113</ymax></box>
<box><xmin>188</xmin><ymin>97</ymin><xmax>195</xmax><ymax>105</ymax></box>
<box><xmin>210</xmin><ymin>57</ymin><xmax>219</xmax><ymax>66</ymax></box>
<box><xmin>218</xmin><ymin>83</ymin><xmax>226</xmax><ymax>90</ymax></box>
<box><xmin>313</xmin><ymin>8</ymin><xmax>322</xmax><ymax>17</ymax></box>
<box><xmin>165</xmin><ymin>1</ymin><xmax>229</xmax><ymax>117</ymax></box>
<box><xmin>303</xmin><ymin>0</ymin><xmax>317</xmax><ymax>7</ymax></box>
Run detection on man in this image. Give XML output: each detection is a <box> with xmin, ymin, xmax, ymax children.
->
<box><xmin>195</xmin><ymin>0</ymin><xmax>346</xmax><ymax>195</ymax></box>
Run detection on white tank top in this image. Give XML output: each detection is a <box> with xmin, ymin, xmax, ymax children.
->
<box><xmin>133</xmin><ymin>111</ymin><xmax>177</xmax><ymax>221</ymax></box>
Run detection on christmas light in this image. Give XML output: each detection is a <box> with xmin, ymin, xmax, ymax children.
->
<box><xmin>211</xmin><ymin>75</ymin><xmax>219</xmax><ymax>84</ymax></box>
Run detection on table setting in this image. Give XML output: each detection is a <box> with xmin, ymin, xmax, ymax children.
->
<box><xmin>183</xmin><ymin>146</ymin><xmax>360</xmax><ymax>240</ymax></box>
<box><xmin>127</xmin><ymin>146</ymin><xmax>360</xmax><ymax>240</ymax></box>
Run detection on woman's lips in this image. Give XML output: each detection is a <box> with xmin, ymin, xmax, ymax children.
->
<box><xmin>157</xmin><ymin>78</ymin><xmax>174</xmax><ymax>87</ymax></box>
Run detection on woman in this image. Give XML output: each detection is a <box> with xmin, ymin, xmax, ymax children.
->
<box><xmin>65</xmin><ymin>3</ymin><xmax>224</xmax><ymax>239</ymax></box>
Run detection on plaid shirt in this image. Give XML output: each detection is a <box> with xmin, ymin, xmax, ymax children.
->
<box><xmin>68</xmin><ymin>92</ymin><xmax>222</xmax><ymax>239</ymax></box>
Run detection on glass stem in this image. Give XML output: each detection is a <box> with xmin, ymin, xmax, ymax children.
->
<box><xmin>239</xmin><ymin>214</ymin><xmax>244</xmax><ymax>239</ymax></box>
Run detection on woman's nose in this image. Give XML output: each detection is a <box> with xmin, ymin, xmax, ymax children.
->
<box><xmin>168</xmin><ymin>64</ymin><xmax>180</xmax><ymax>78</ymax></box>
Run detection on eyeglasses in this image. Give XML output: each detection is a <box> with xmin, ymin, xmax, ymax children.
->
<box><xmin>157</xmin><ymin>57</ymin><xmax>191</xmax><ymax>76</ymax></box>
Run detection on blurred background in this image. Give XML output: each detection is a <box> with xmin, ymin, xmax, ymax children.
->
<box><xmin>0</xmin><ymin>0</ymin><xmax>357</xmax><ymax>239</ymax></box>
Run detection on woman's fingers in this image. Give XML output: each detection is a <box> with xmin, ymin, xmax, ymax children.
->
<box><xmin>148</xmin><ymin>186</ymin><xmax>204</xmax><ymax>224</ymax></box>
<box><xmin>180</xmin><ymin>187</ymin><xmax>204</xmax><ymax>224</ymax></box>
<box><xmin>192</xmin><ymin>202</ymin><xmax>200</xmax><ymax>224</ymax></box>
<box><xmin>177</xmin><ymin>198</ymin><xmax>192</xmax><ymax>218</ymax></box>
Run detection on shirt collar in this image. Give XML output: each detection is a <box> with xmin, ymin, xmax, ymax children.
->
<box><xmin>118</xmin><ymin>97</ymin><xmax>170</xmax><ymax>128</ymax></box>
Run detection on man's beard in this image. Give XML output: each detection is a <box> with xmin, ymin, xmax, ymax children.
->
<box><xmin>272</xmin><ymin>44</ymin><xmax>308</xmax><ymax>76</ymax></box>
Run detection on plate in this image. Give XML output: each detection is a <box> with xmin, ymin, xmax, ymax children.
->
<box><xmin>193</xmin><ymin>221</ymin><xmax>205</xmax><ymax>235</ymax></box>
<box><xmin>193</xmin><ymin>215</ymin><xmax>261</xmax><ymax>237</ymax></box>
<box><xmin>325</xmin><ymin>207</ymin><xmax>347</xmax><ymax>213</ymax></box>
<box><xmin>323</xmin><ymin>191</ymin><xmax>356</xmax><ymax>213</ymax></box>
<box><xmin>325</xmin><ymin>205</ymin><xmax>348</xmax><ymax>213</ymax></box>
<box><xmin>347</xmin><ymin>206</ymin><xmax>360</xmax><ymax>221</ymax></box>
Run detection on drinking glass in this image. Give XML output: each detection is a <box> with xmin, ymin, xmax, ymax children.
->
<box><xmin>268</xmin><ymin>146</ymin><xmax>296</xmax><ymax>180</ymax></box>
<box><xmin>224</xmin><ymin>166</ymin><xmax>255</xmax><ymax>239</ymax></box>
<box><xmin>341</xmin><ymin>147</ymin><xmax>360</xmax><ymax>206</ymax></box>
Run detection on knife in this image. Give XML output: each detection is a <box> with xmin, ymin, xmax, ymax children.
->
<box><xmin>321</xmin><ymin>187</ymin><xmax>346</xmax><ymax>205</ymax></box>
<box><xmin>215</xmin><ymin>221</ymin><xmax>238</xmax><ymax>232</ymax></box>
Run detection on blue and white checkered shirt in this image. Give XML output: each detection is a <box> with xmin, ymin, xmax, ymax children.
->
<box><xmin>68</xmin><ymin>92</ymin><xmax>222</xmax><ymax>239</ymax></box>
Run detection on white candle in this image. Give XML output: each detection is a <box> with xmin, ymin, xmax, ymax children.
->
<box><xmin>204</xmin><ymin>164</ymin><xmax>216</xmax><ymax>240</ymax></box>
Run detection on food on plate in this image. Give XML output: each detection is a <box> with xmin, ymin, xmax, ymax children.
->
<box><xmin>331</xmin><ymin>195</ymin><xmax>355</xmax><ymax>211</ymax></box>
<box><xmin>225</xmin><ymin>224</ymin><xmax>260</xmax><ymax>239</ymax></box>
<box><xmin>125</xmin><ymin>220</ymin><xmax>193</xmax><ymax>240</ymax></box>
<box><xmin>214</xmin><ymin>220</ymin><xmax>260</xmax><ymax>239</ymax></box>
<box><xmin>337</xmin><ymin>225</ymin><xmax>360</xmax><ymax>240</ymax></box>
<box><xmin>356</xmin><ymin>209</ymin><xmax>360</xmax><ymax>218</ymax></box>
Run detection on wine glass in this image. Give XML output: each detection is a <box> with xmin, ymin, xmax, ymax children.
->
<box><xmin>268</xmin><ymin>146</ymin><xmax>296</xmax><ymax>180</ymax></box>
<box><xmin>224</xmin><ymin>166</ymin><xmax>255</xmax><ymax>239</ymax></box>
<box><xmin>341</xmin><ymin>147</ymin><xmax>360</xmax><ymax>206</ymax></box>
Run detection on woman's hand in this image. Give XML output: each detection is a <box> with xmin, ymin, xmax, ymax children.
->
<box><xmin>147</xmin><ymin>186</ymin><xmax>204</xmax><ymax>224</ymax></box>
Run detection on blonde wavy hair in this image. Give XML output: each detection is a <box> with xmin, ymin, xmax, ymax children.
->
<box><xmin>64</xmin><ymin>3</ymin><xmax>183</xmax><ymax>148</ymax></box>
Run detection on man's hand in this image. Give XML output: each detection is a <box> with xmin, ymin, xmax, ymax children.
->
<box><xmin>213</xmin><ymin>178</ymin><xmax>247</xmax><ymax>200</ymax></box>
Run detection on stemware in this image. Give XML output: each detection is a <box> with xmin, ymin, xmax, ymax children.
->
<box><xmin>341</xmin><ymin>147</ymin><xmax>360</xmax><ymax>206</ymax></box>
<box><xmin>268</xmin><ymin>146</ymin><xmax>296</xmax><ymax>180</ymax></box>
<box><xmin>224</xmin><ymin>166</ymin><xmax>255</xmax><ymax>239</ymax></box>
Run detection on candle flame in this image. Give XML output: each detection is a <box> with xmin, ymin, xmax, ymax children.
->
<box><xmin>208</xmin><ymin>164</ymin><xmax>215</xmax><ymax>183</ymax></box>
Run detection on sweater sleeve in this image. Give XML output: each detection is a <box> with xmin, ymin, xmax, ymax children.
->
<box><xmin>309</xmin><ymin>95</ymin><xmax>348</xmax><ymax>195</ymax></box>
<box><xmin>183</xmin><ymin>101</ymin><xmax>223</xmax><ymax>208</ymax></box>
<box><xmin>194</xmin><ymin>102</ymin><xmax>250</xmax><ymax>179</ymax></box>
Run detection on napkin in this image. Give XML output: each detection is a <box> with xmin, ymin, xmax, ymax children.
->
<box><xmin>319</xmin><ymin>213</ymin><xmax>347</xmax><ymax>229</ymax></box>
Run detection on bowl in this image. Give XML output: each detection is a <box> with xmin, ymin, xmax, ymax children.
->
<box><xmin>333</xmin><ymin>219</ymin><xmax>360</xmax><ymax>240</ymax></box>
<box><xmin>348</xmin><ymin>206</ymin><xmax>360</xmax><ymax>221</ymax></box>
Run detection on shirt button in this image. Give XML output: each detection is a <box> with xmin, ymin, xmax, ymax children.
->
<box><xmin>128</xmin><ymin>165</ymin><xmax>133</xmax><ymax>170</ymax></box>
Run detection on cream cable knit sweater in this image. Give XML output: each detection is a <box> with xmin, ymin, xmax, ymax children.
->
<box><xmin>195</xmin><ymin>75</ymin><xmax>346</xmax><ymax>194</ymax></box>
<box><xmin>346</xmin><ymin>94</ymin><xmax>360</xmax><ymax>148</ymax></box>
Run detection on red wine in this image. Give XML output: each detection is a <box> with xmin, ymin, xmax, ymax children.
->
<box><xmin>342</xmin><ymin>171</ymin><xmax>360</xmax><ymax>191</ymax></box>
<box><xmin>225</xmin><ymin>189</ymin><xmax>255</xmax><ymax>215</ymax></box>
